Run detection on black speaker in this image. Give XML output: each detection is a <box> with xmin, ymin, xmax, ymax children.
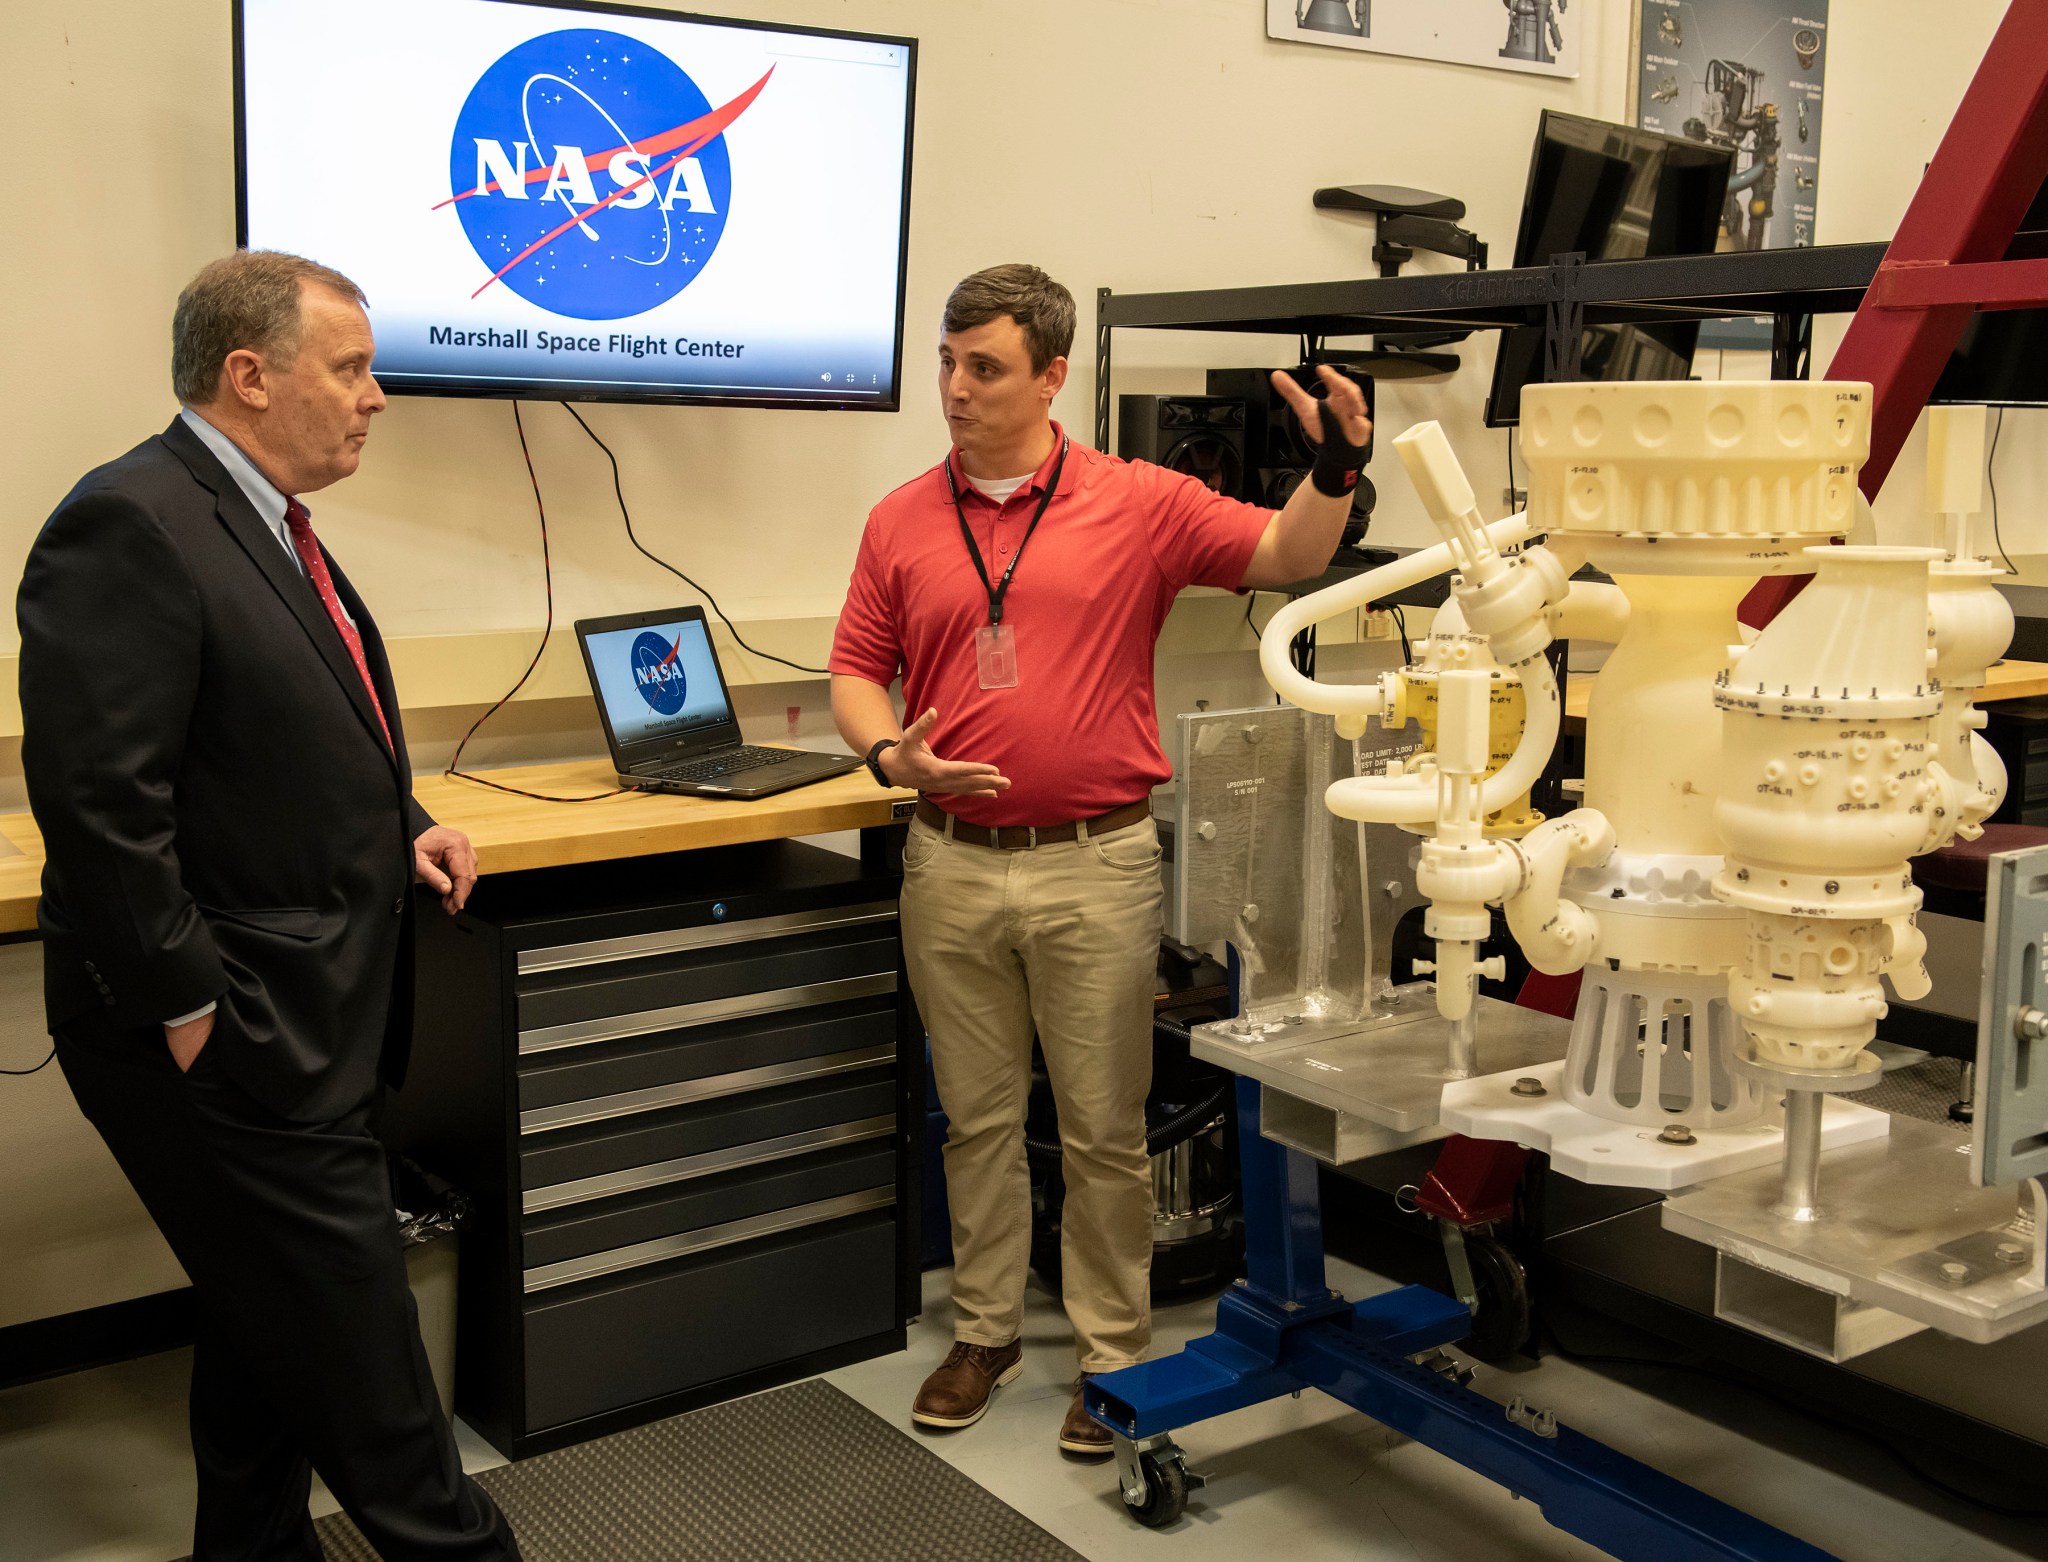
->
<box><xmin>1205</xmin><ymin>365</ymin><xmax>1378</xmax><ymax>533</ymax></box>
<box><xmin>1116</xmin><ymin>394</ymin><xmax>1249</xmax><ymax>498</ymax></box>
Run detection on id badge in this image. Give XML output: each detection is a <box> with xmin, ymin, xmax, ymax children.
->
<box><xmin>975</xmin><ymin>623</ymin><xmax>1019</xmax><ymax>689</ymax></box>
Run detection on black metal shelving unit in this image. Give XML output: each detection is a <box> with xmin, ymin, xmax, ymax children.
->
<box><xmin>1091</xmin><ymin>241</ymin><xmax>1890</xmax><ymax>451</ymax></box>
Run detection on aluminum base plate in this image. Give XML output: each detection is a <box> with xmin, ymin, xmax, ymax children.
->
<box><xmin>1192</xmin><ymin>995</ymin><xmax>1572</xmax><ymax>1163</ymax></box>
<box><xmin>1440</xmin><ymin>1060</ymin><xmax>1892</xmax><ymax>1189</ymax></box>
<box><xmin>1661</xmin><ymin>1115</ymin><xmax>2048</xmax><ymax>1345</ymax></box>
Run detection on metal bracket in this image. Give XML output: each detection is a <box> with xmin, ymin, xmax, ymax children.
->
<box><xmin>1976</xmin><ymin>847</ymin><xmax>2048</xmax><ymax>1189</ymax></box>
<box><xmin>1506</xmin><ymin>1395</ymin><xmax>1559</xmax><ymax>1438</ymax></box>
<box><xmin>1541</xmin><ymin>252</ymin><xmax>1587</xmax><ymax>385</ymax></box>
<box><xmin>1112</xmin><ymin>1431</ymin><xmax>1175</xmax><ymax>1506</ymax></box>
<box><xmin>1770</xmin><ymin>312</ymin><xmax>1813</xmax><ymax>382</ymax></box>
<box><xmin>1440</xmin><ymin>1219</ymin><xmax>1481</xmax><ymax>1312</ymax></box>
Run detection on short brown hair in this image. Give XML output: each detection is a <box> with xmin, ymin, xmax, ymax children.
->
<box><xmin>172</xmin><ymin>250</ymin><xmax>368</xmax><ymax>405</ymax></box>
<box><xmin>942</xmin><ymin>264</ymin><xmax>1075</xmax><ymax>374</ymax></box>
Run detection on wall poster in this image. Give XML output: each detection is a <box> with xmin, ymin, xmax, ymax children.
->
<box><xmin>1636</xmin><ymin>0</ymin><xmax>1827</xmax><ymax>255</ymax></box>
<box><xmin>1268</xmin><ymin>0</ymin><xmax>1581</xmax><ymax>80</ymax></box>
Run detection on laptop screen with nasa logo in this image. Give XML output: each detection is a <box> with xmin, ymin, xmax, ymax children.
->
<box><xmin>580</xmin><ymin>612</ymin><xmax>734</xmax><ymax>751</ymax></box>
<box><xmin>235</xmin><ymin>0</ymin><xmax>915</xmax><ymax>410</ymax></box>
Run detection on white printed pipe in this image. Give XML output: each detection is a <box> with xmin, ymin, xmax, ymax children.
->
<box><xmin>1552</xmin><ymin>580</ymin><xmax>1631</xmax><ymax>645</ymax></box>
<box><xmin>1258</xmin><ymin>513</ymin><xmax>1540</xmax><ymax>717</ymax></box>
<box><xmin>1503</xmin><ymin>810</ymin><xmax>1616</xmax><ymax>975</ymax></box>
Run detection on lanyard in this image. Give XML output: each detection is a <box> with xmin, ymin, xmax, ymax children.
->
<box><xmin>942</xmin><ymin>436</ymin><xmax>1068</xmax><ymax>627</ymax></box>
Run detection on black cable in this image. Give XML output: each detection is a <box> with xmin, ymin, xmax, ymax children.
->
<box><xmin>1989</xmin><ymin>407</ymin><xmax>2017</xmax><ymax>576</ymax></box>
<box><xmin>1540</xmin><ymin>1321</ymin><xmax>2048</xmax><ymax>1521</ymax></box>
<box><xmin>1507</xmin><ymin>430</ymin><xmax>1518</xmax><ymax>514</ymax></box>
<box><xmin>0</xmin><ymin>1047</ymin><xmax>55</xmax><ymax>1076</ymax></box>
<box><xmin>442</xmin><ymin>402</ymin><xmax>625</xmax><ymax>805</ymax></box>
<box><xmin>562</xmin><ymin>404</ymin><xmax>829</xmax><ymax>676</ymax></box>
<box><xmin>1244</xmin><ymin>589</ymin><xmax>1278</xmax><ymax>643</ymax></box>
<box><xmin>1389</xmin><ymin>602</ymin><xmax>1413</xmax><ymax>666</ymax></box>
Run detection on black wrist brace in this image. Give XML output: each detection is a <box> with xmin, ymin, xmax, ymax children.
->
<box><xmin>1310</xmin><ymin>406</ymin><xmax>1370</xmax><ymax>498</ymax></box>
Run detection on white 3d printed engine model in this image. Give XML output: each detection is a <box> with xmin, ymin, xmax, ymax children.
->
<box><xmin>1243</xmin><ymin>379</ymin><xmax>2045</xmax><ymax>1357</ymax></box>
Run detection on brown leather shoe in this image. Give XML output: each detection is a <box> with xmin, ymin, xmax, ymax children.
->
<box><xmin>1059</xmin><ymin>1376</ymin><xmax>1114</xmax><ymax>1457</ymax></box>
<box><xmin>910</xmin><ymin>1340</ymin><xmax>1023</xmax><ymax>1429</ymax></box>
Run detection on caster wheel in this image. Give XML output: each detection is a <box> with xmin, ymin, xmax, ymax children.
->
<box><xmin>1460</xmin><ymin>1233</ymin><xmax>1532</xmax><ymax>1362</ymax></box>
<box><xmin>1125</xmin><ymin>1450</ymin><xmax>1189</xmax><ymax>1529</ymax></box>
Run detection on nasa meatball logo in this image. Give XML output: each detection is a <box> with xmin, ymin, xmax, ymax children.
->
<box><xmin>629</xmin><ymin>630</ymin><xmax>690</xmax><ymax>716</ymax></box>
<box><xmin>441</xmin><ymin>30</ymin><xmax>770</xmax><ymax>321</ymax></box>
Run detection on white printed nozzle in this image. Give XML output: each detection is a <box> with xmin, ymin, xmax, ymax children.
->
<box><xmin>1395</xmin><ymin>421</ymin><xmax>1494</xmax><ymax>574</ymax></box>
<box><xmin>1927</xmin><ymin>404</ymin><xmax>1988</xmax><ymax>559</ymax></box>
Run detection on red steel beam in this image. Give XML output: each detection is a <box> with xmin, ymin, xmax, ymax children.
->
<box><xmin>1742</xmin><ymin>3</ymin><xmax>2048</xmax><ymax>629</ymax></box>
<box><xmin>1828</xmin><ymin>0</ymin><xmax>2048</xmax><ymax>498</ymax></box>
<box><xmin>1874</xmin><ymin>255</ymin><xmax>2048</xmax><ymax>311</ymax></box>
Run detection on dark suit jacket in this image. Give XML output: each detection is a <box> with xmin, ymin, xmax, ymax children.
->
<box><xmin>18</xmin><ymin>416</ymin><xmax>433</xmax><ymax>1122</ymax></box>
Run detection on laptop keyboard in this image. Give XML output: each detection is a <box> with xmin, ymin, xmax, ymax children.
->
<box><xmin>646</xmin><ymin>745</ymin><xmax>799</xmax><ymax>783</ymax></box>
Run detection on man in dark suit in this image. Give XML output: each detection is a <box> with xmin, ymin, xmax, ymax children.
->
<box><xmin>18</xmin><ymin>250</ymin><xmax>520</xmax><ymax>1560</ymax></box>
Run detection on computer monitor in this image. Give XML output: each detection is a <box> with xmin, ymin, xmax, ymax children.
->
<box><xmin>1929</xmin><ymin>178</ymin><xmax>2048</xmax><ymax>408</ymax></box>
<box><xmin>1485</xmin><ymin>112</ymin><xmax>1734</xmax><ymax>427</ymax></box>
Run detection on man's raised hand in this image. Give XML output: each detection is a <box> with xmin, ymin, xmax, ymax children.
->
<box><xmin>1270</xmin><ymin>364</ymin><xmax>1373</xmax><ymax>451</ymax></box>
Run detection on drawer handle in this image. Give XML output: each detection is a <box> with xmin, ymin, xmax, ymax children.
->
<box><xmin>518</xmin><ymin>902</ymin><xmax>898</xmax><ymax>975</ymax></box>
<box><xmin>518</xmin><ymin>972</ymin><xmax>897</xmax><ymax>1055</ymax></box>
<box><xmin>520</xmin><ymin>1044</ymin><xmax>895</xmax><ymax>1135</ymax></box>
<box><xmin>522</xmin><ymin>1186</ymin><xmax>895</xmax><ymax>1293</ymax></box>
<box><xmin>523</xmin><ymin>1116</ymin><xmax>895</xmax><ymax>1210</ymax></box>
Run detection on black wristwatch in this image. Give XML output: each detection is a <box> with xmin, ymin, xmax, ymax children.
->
<box><xmin>864</xmin><ymin>737</ymin><xmax>900</xmax><ymax>787</ymax></box>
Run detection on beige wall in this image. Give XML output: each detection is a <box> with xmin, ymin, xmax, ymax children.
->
<box><xmin>0</xmin><ymin>0</ymin><xmax>2031</xmax><ymax>1327</ymax></box>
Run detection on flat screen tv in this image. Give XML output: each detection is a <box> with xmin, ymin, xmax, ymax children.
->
<box><xmin>235</xmin><ymin>0</ymin><xmax>916</xmax><ymax>409</ymax></box>
<box><xmin>1929</xmin><ymin>177</ymin><xmax>2048</xmax><ymax>409</ymax></box>
<box><xmin>1485</xmin><ymin>112</ymin><xmax>1732</xmax><ymax>427</ymax></box>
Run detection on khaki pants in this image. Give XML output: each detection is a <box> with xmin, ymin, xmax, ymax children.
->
<box><xmin>900</xmin><ymin>812</ymin><xmax>1162</xmax><ymax>1372</ymax></box>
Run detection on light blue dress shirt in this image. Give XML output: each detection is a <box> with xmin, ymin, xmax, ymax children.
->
<box><xmin>178</xmin><ymin>408</ymin><xmax>309</xmax><ymax>576</ymax></box>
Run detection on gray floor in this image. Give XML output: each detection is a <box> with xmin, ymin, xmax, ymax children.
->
<box><xmin>1</xmin><ymin>1258</ymin><xmax>2044</xmax><ymax>1562</ymax></box>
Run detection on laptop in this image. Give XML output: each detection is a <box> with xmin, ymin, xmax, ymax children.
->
<box><xmin>574</xmin><ymin>606</ymin><xmax>862</xmax><ymax>798</ymax></box>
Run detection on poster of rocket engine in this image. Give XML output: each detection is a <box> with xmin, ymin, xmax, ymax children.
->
<box><xmin>1270</xmin><ymin>0</ymin><xmax>1580</xmax><ymax>79</ymax></box>
<box><xmin>1637</xmin><ymin>0</ymin><xmax>1827</xmax><ymax>254</ymax></box>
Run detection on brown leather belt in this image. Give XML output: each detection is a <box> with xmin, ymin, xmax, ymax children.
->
<box><xmin>914</xmin><ymin>796</ymin><xmax>1152</xmax><ymax>851</ymax></box>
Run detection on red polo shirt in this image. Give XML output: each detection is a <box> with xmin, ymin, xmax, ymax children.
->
<box><xmin>830</xmin><ymin>423</ymin><xmax>1273</xmax><ymax>826</ymax></box>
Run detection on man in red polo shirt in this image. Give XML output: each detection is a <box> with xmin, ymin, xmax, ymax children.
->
<box><xmin>830</xmin><ymin>264</ymin><xmax>1369</xmax><ymax>1455</ymax></box>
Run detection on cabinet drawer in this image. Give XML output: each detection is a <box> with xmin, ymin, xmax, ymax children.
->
<box><xmin>522</xmin><ymin>1213</ymin><xmax>896</xmax><ymax>1432</ymax></box>
<box><xmin>522</xmin><ymin>1142</ymin><xmax>896</xmax><ymax>1275</ymax></box>
<box><xmin>522</xmin><ymin>1074</ymin><xmax>897</xmax><ymax>1208</ymax></box>
<box><xmin>519</xmin><ymin>998</ymin><xmax>896</xmax><ymax>1113</ymax></box>
<box><xmin>516</xmin><ymin>929</ymin><xmax>898</xmax><ymax>1040</ymax></box>
<box><xmin>517</xmin><ymin>901</ymin><xmax>897</xmax><ymax>974</ymax></box>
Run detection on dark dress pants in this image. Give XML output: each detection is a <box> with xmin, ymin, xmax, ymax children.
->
<box><xmin>56</xmin><ymin>1023</ymin><xmax>519</xmax><ymax>1562</ymax></box>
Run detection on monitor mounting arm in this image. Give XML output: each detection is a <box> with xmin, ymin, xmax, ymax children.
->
<box><xmin>1312</xmin><ymin>184</ymin><xmax>1489</xmax><ymax>278</ymax></box>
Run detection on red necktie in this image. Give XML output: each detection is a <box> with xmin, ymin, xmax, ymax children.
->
<box><xmin>284</xmin><ymin>500</ymin><xmax>393</xmax><ymax>752</ymax></box>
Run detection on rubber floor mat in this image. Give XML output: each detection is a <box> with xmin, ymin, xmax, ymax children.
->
<box><xmin>307</xmin><ymin>1377</ymin><xmax>1088</xmax><ymax>1562</ymax></box>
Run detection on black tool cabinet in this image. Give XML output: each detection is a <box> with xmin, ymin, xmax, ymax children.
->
<box><xmin>385</xmin><ymin>835</ymin><xmax>917</xmax><ymax>1458</ymax></box>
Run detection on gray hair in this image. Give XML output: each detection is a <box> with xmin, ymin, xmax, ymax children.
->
<box><xmin>172</xmin><ymin>249</ymin><xmax>368</xmax><ymax>404</ymax></box>
<box><xmin>942</xmin><ymin>264</ymin><xmax>1075</xmax><ymax>374</ymax></box>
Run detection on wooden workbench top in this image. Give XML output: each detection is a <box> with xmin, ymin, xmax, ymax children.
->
<box><xmin>0</xmin><ymin>761</ymin><xmax>916</xmax><ymax>935</ymax></box>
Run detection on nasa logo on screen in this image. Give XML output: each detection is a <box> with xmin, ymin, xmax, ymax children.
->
<box><xmin>442</xmin><ymin>30</ymin><xmax>770</xmax><ymax>321</ymax></box>
<box><xmin>630</xmin><ymin>630</ymin><xmax>689</xmax><ymax>715</ymax></box>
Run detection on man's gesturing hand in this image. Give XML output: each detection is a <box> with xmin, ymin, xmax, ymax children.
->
<box><xmin>1270</xmin><ymin>364</ymin><xmax>1373</xmax><ymax>452</ymax></box>
<box><xmin>881</xmin><ymin>709</ymin><xmax>1010</xmax><ymax>797</ymax></box>
<box><xmin>414</xmin><ymin>824</ymin><xmax>479</xmax><ymax>914</ymax></box>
